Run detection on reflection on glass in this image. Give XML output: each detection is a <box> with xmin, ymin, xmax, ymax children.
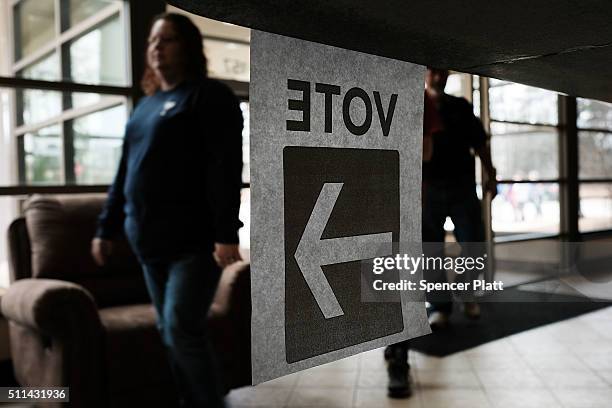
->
<box><xmin>69</xmin><ymin>15</ymin><xmax>126</xmax><ymax>85</ymax></box>
<box><xmin>492</xmin><ymin>183</ymin><xmax>560</xmax><ymax>236</ymax></box>
<box><xmin>579</xmin><ymin>131</ymin><xmax>612</xmax><ymax>180</ymax></box>
<box><xmin>14</xmin><ymin>0</ymin><xmax>56</xmax><ymax>60</ymax></box>
<box><xmin>72</xmin><ymin>104</ymin><xmax>126</xmax><ymax>184</ymax></box>
<box><xmin>577</xmin><ymin>98</ymin><xmax>612</xmax><ymax>130</ymax></box>
<box><xmin>490</xmin><ymin>122</ymin><xmax>559</xmax><ymax>180</ymax></box>
<box><xmin>64</xmin><ymin>0</ymin><xmax>113</xmax><ymax>30</ymax></box>
<box><xmin>23</xmin><ymin>125</ymin><xmax>63</xmax><ymax>184</ymax></box>
<box><xmin>18</xmin><ymin>52</ymin><xmax>60</xmax><ymax>80</ymax></box>
<box><xmin>240</xmin><ymin>102</ymin><xmax>250</xmax><ymax>183</ymax></box>
<box><xmin>204</xmin><ymin>39</ymin><xmax>250</xmax><ymax>82</ymax></box>
<box><xmin>489</xmin><ymin>79</ymin><xmax>558</xmax><ymax>125</ymax></box>
<box><xmin>580</xmin><ymin>183</ymin><xmax>612</xmax><ymax>232</ymax></box>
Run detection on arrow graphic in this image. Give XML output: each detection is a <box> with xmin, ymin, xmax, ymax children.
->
<box><xmin>294</xmin><ymin>183</ymin><xmax>394</xmax><ymax>319</ymax></box>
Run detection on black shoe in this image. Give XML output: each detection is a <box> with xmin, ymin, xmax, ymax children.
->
<box><xmin>385</xmin><ymin>345</ymin><xmax>412</xmax><ymax>399</ymax></box>
<box><xmin>387</xmin><ymin>360</ymin><xmax>412</xmax><ymax>398</ymax></box>
<box><xmin>463</xmin><ymin>301</ymin><xmax>481</xmax><ymax>320</ymax></box>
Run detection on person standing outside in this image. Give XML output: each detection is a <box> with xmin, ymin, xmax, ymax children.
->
<box><xmin>384</xmin><ymin>68</ymin><xmax>497</xmax><ymax>398</ymax></box>
<box><xmin>91</xmin><ymin>13</ymin><xmax>243</xmax><ymax>408</ymax></box>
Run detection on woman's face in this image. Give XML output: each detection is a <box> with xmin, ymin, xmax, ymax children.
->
<box><xmin>147</xmin><ymin>19</ymin><xmax>184</xmax><ymax>77</ymax></box>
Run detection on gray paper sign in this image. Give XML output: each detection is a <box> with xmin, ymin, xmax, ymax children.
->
<box><xmin>250</xmin><ymin>30</ymin><xmax>430</xmax><ymax>384</ymax></box>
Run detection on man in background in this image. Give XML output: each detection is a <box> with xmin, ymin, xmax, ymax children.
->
<box><xmin>385</xmin><ymin>68</ymin><xmax>497</xmax><ymax>399</ymax></box>
<box><xmin>421</xmin><ymin>68</ymin><xmax>497</xmax><ymax>326</ymax></box>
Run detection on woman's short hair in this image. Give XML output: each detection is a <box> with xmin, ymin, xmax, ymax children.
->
<box><xmin>141</xmin><ymin>12</ymin><xmax>208</xmax><ymax>95</ymax></box>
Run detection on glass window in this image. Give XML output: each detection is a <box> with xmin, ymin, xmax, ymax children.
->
<box><xmin>473</xmin><ymin>92</ymin><xmax>481</xmax><ymax>117</ymax></box>
<box><xmin>71</xmin><ymin>92</ymin><xmax>103</xmax><ymax>109</ymax></box>
<box><xmin>240</xmin><ymin>102</ymin><xmax>250</xmax><ymax>183</ymax></box>
<box><xmin>579</xmin><ymin>131</ymin><xmax>612</xmax><ymax>180</ymax></box>
<box><xmin>68</xmin><ymin>15</ymin><xmax>127</xmax><ymax>85</ymax></box>
<box><xmin>580</xmin><ymin>183</ymin><xmax>612</xmax><ymax>232</ymax></box>
<box><xmin>23</xmin><ymin>125</ymin><xmax>63</xmax><ymax>184</ymax></box>
<box><xmin>490</xmin><ymin>122</ymin><xmax>559</xmax><ymax>180</ymax></box>
<box><xmin>492</xmin><ymin>182</ymin><xmax>560</xmax><ymax>236</ymax></box>
<box><xmin>63</xmin><ymin>0</ymin><xmax>113</xmax><ymax>30</ymax></box>
<box><xmin>17</xmin><ymin>89</ymin><xmax>63</xmax><ymax>127</ymax></box>
<box><xmin>17</xmin><ymin>52</ymin><xmax>60</xmax><ymax>81</ymax></box>
<box><xmin>16</xmin><ymin>54</ymin><xmax>63</xmax><ymax>127</ymax></box>
<box><xmin>0</xmin><ymin>197</ymin><xmax>21</xmax><ymax>287</ymax></box>
<box><xmin>0</xmin><ymin>89</ymin><xmax>14</xmax><ymax>187</ymax></box>
<box><xmin>72</xmin><ymin>104</ymin><xmax>126</xmax><ymax>184</ymax></box>
<box><xmin>14</xmin><ymin>0</ymin><xmax>56</xmax><ymax>61</ymax></box>
<box><xmin>8</xmin><ymin>1</ymin><xmax>131</xmax><ymax>188</ymax></box>
<box><xmin>489</xmin><ymin>79</ymin><xmax>558</xmax><ymax>125</ymax></box>
<box><xmin>16</xmin><ymin>89</ymin><xmax>117</xmax><ymax>128</ymax></box>
<box><xmin>0</xmin><ymin>92</ymin><xmax>19</xmax><ymax>286</ymax></box>
<box><xmin>444</xmin><ymin>74</ymin><xmax>463</xmax><ymax>98</ymax></box>
<box><xmin>577</xmin><ymin>98</ymin><xmax>612</xmax><ymax>130</ymax></box>
<box><xmin>238</xmin><ymin>188</ymin><xmax>250</xmax><ymax>248</ymax></box>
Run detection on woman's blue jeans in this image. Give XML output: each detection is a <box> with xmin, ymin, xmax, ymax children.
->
<box><xmin>141</xmin><ymin>252</ymin><xmax>224</xmax><ymax>408</ymax></box>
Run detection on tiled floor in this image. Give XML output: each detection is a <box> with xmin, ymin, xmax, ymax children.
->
<box><xmin>227</xmin><ymin>306</ymin><xmax>612</xmax><ymax>408</ymax></box>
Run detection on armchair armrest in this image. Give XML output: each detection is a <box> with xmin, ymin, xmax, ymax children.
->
<box><xmin>1</xmin><ymin>279</ymin><xmax>102</xmax><ymax>336</ymax></box>
<box><xmin>1</xmin><ymin>279</ymin><xmax>107</xmax><ymax>407</ymax></box>
<box><xmin>209</xmin><ymin>261</ymin><xmax>250</xmax><ymax>319</ymax></box>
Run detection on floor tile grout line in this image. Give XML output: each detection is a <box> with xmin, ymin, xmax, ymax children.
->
<box><xmin>465</xmin><ymin>350</ymin><xmax>496</xmax><ymax>408</ymax></box>
<box><xmin>554</xmin><ymin>306</ymin><xmax>612</xmax><ymax>392</ymax></box>
<box><xmin>350</xmin><ymin>353</ymin><xmax>363</xmax><ymax>407</ymax></box>
<box><xmin>595</xmin><ymin>369</ymin><xmax>612</xmax><ymax>388</ymax></box>
<box><xmin>283</xmin><ymin>370</ymin><xmax>303</xmax><ymax>408</ymax></box>
<box><xmin>412</xmin><ymin>356</ymin><xmax>426</xmax><ymax>408</ymax></box>
<box><xmin>506</xmin><ymin>323</ymin><xmax>570</xmax><ymax>408</ymax></box>
<box><xmin>565</xmin><ymin>307</ymin><xmax>612</xmax><ymax>368</ymax></box>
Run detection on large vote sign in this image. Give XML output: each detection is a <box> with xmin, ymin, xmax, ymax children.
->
<box><xmin>250</xmin><ymin>30</ymin><xmax>430</xmax><ymax>383</ymax></box>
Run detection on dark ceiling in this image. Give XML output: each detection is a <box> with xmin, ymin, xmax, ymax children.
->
<box><xmin>168</xmin><ymin>0</ymin><xmax>612</xmax><ymax>103</ymax></box>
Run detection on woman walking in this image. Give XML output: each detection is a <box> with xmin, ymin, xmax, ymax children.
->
<box><xmin>92</xmin><ymin>13</ymin><xmax>243</xmax><ymax>407</ymax></box>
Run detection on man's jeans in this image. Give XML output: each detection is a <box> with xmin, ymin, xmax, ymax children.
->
<box><xmin>142</xmin><ymin>252</ymin><xmax>224</xmax><ymax>408</ymax></box>
<box><xmin>423</xmin><ymin>182</ymin><xmax>485</xmax><ymax>314</ymax></box>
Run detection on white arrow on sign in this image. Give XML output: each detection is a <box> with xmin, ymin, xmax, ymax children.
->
<box><xmin>294</xmin><ymin>182</ymin><xmax>394</xmax><ymax>319</ymax></box>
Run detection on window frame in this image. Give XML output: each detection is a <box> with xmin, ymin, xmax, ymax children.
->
<box><xmin>2</xmin><ymin>1</ymin><xmax>251</xmax><ymax>191</ymax></box>
<box><xmin>474</xmin><ymin>76</ymin><xmax>565</xmax><ymax>242</ymax></box>
<box><xmin>474</xmin><ymin>77</ymin><xmax>612</xmax><ymax>241</ymax></box>
<box><xmin>6</xmin><ymin>0</ymin><xmax>131</xmax><ymax>187</ymax></box>
<box><xmin>575</xmin><ymin>98</ymin><xmax>612</xmax><ymax>234</ymax></box>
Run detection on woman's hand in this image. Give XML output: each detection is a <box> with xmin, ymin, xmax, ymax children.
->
<box><xmin>213</xmin><ymin>243</ymin><xmax>242</xmax><ymax>268</ymax></box>
<box><xmin>91</xmin><ymin>237</ymin><xmax>113</xmax><ymax>266</ymax></box>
